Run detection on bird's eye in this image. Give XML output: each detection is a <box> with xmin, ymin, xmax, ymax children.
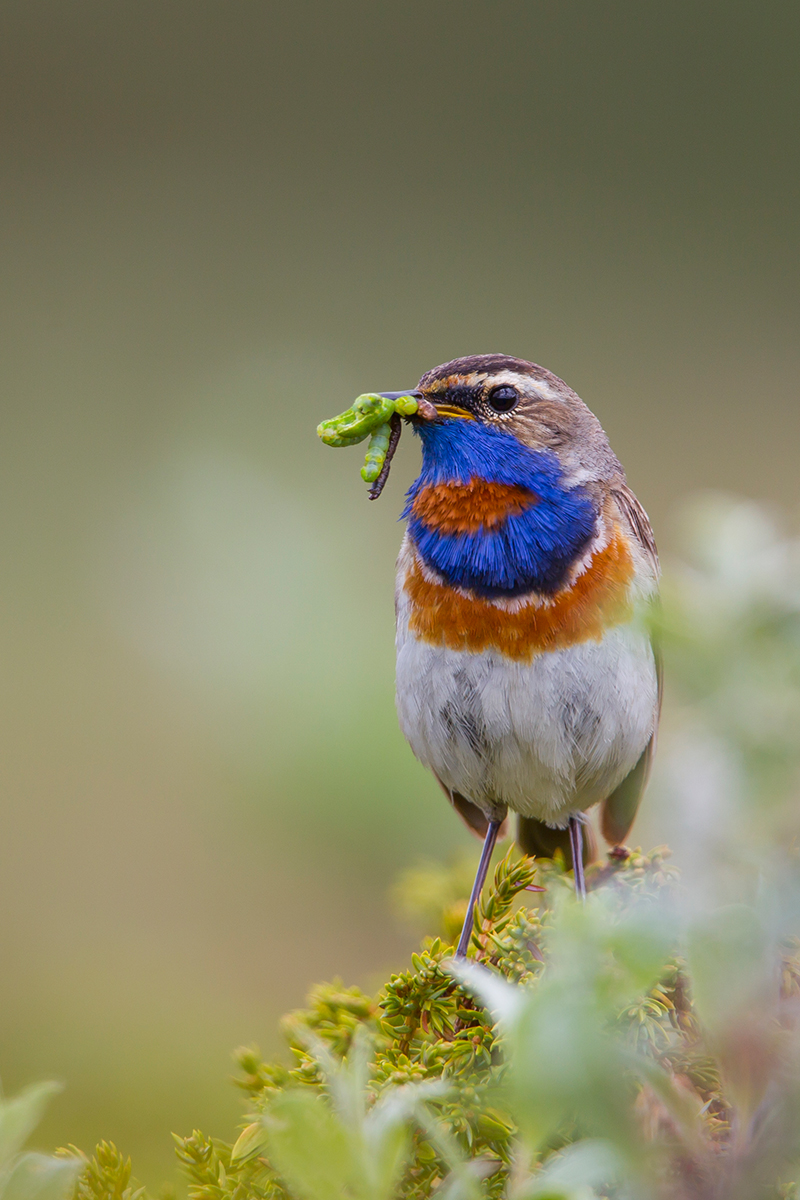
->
<box><xmin>487</xmin><ymin>385</ymin><xmax>519</xmax><ymax>413</ymax></box>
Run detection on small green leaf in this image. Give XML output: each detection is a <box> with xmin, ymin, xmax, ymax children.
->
<box><xmin>229</xmin><ymin>1122</ymin><xmax>266</xmax><ymax>1164</ymax></box>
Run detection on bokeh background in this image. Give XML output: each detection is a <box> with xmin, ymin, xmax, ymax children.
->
<box><xmin>0</xmin><ymin>0</ymin><xmax>798</xmax><ymax>1186</ymax></box>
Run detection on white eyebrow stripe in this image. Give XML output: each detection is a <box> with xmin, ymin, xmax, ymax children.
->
<box><xmin>485</xmin><ymin>370</ymin><xmax>564</xmax><ymax>403</ymax></box>
<box><xmin>425</xmin><ymin>368</ymin><xmax>565</xmax><ymax>403</ymax></box>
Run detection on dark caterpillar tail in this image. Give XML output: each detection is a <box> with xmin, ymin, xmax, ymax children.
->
<box><xmin>516</xmin><ymin>815</ymin><xmax>597</xmax><ymax>869</ymax></box>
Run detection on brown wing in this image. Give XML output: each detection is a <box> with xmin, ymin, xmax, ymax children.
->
<box><xmin>610</xmin><ymin>483</ymin><xmax>659</xmax><ymax>576</ymax></box>
<box><xmin>599</xmin><ymin>731</ymin><xmax>655</xmax><ymax>846</ymax></box>
<box><xmin>598</xmin><ymin>483</ymin><xmax>661</xmax><ymax>845</ymax></box>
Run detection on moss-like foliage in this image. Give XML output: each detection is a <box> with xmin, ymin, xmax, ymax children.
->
<box><xmin>63</xmin><ymin>1142</ymin><xmax>149</xmax><ymax>1200</ymax></box>
<box><xmin>63</xmin><ymin>843</ymin><xmax>800</xmax><ymax>1199</ymax></box>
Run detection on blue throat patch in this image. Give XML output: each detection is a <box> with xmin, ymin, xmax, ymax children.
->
<box><xmin>403</xmin><ymin>420</ymin><xmax>597</xmax><ymax>597</ymax></box>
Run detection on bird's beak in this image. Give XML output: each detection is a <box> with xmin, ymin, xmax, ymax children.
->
<box><xmin>377</xmin><ymin>391</ymin><xmax>472</xmax><ymax>421</ymax></box>
<box><xmin>430</xmin><ymin>404</ymin><xmax>474</xmax><ymax>420</ymax></box>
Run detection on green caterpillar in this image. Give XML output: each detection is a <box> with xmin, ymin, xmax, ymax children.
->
<box><xmin>317</xmin><ymin>393</ymin><xmax>421</xmax><ymax>487</ymax></box>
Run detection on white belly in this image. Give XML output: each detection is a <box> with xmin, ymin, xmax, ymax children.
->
<box><xmin>395</xmin><ymin>616</ymin><xmax>659</xmax><ymax>826</ymax></box>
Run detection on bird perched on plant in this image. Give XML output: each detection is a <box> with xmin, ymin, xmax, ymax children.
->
<box><xmin>319</xmin><ymin>353</ymin><xmax>660</xmax><ymax>957</ymax></box>
<box><xmin>382</xmin><ymin>354</ymin><xmax>661</xmax><ymax>957</ymax></box>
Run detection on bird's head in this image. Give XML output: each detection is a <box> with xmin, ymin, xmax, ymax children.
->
<box><xmin>406</xmin><ymin>353</ymin><xmax>621</xmax><ymax>490</ymax></box>
<box><xmin>396</xmin><ymin>355</ymin><xmax>625</xmax><ymax>596</ymax></box>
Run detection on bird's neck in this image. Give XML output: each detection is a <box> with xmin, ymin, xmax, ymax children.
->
<box><xmin>404</xmin><ymin>421</ymin><xmax>597</xmax><ymax>597</ymax></box>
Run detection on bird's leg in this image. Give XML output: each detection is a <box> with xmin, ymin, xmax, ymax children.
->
<box><xmin>455</xmin><ymin>819</ymin><xmax>502</xmax><ymax>959</ymax></box>
<box><xmin>569</xmin><ymin>815</ymin><xmax>586</xmax><ymax>901</ymax></box>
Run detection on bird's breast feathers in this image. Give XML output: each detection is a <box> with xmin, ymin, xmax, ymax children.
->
<box><xmin>394</xmin><ymin>480</ymin><xmax>660</xmax><ymax>821</ymax></box>
<box><xmin>398</xmin><ymin>478</ymin><xmax>657</xmax><ymax>663</ymax></box>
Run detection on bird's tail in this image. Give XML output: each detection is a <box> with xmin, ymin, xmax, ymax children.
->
<box><xmin>516</xmin><ymin>815</ymin><xmax>597</xmax><ymax>869</ymax></box>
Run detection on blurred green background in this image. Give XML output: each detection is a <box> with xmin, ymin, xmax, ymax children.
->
<box><xmin>0</xmin><ymin>0</ymin><xmax>797</xmax><ymax>1187</ymax></box>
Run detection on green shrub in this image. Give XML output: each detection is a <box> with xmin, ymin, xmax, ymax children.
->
<box><xmin>57</xmin><ymin>841</ymin><xmax>798</xmax><ymax>1199</ymax></box>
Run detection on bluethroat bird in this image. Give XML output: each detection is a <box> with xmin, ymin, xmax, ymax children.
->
<box><xmin>365</xmin><ymin>355</ymin><xmax>659</xmax><ymax>956</ymax></box>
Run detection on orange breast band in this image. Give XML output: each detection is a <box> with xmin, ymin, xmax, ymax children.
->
<box><xmin>411</xmin><ymin>479</ymin><xmax>536</xmax><ymax>535</ymax></box>
<box><xmin>404</xmin><ymin>533</ymin><xmax>635</xmax><ymax>660</ymax></box>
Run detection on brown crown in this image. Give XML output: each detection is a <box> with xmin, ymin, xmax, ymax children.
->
<box><xmin>418</xmin><ymin>354</ymin><xmax>552</xmax><ymax>389</ymax></box>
